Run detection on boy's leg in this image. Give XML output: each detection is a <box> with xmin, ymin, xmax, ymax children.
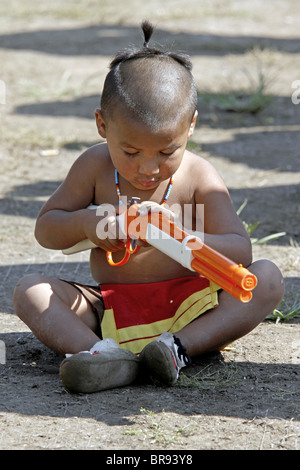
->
<box><xmin>13</xmin><ymin>273</ymin><xmax>102</xmax><ymax>355</ymax></box>
<box><xmin>175</xmin><ymin>259</ymin><xmax>284</xmax><ymax>357</ymax></box>
<box><xmin>140</xmin><ymin>259</ymin><xmax>284</xmax><ymax>384</ymax></box>
<box><xmin>13</xmin><ymin>273</ymin><xmax>139</xmax><ymax>393</ymax></box>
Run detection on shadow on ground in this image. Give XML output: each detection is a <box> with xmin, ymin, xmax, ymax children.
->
<box><xmin>0</xmin><ymin>330</ymin><xmax>299</xmax><ymax>426</ymax></box>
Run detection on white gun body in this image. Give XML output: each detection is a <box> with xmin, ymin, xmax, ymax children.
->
<box><xmin>62</xmin><ymin>205</ymin><xmax>196</xmax><ymax>271</ymax></box>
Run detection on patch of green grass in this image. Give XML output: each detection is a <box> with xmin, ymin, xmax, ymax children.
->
<box><xmin>123</xmin><ymin>428</ymin><xmax>140</xmax><ymax>436</ymax></box>
<box><xmin>198</xmin><ymin>54</ymin><xmax>274</xmax><ymax>114</ymax></box>
<box><xmin>21</xmin><ymin>71</ymin><xmax>78</xmax><ymax>103</ymax></box>
<box><xmin>186</xmin><ymin>140</ymin><xmax>202</xmax><ymax>152</ymax></box>
<box><xmin>136</xmin><ymin>408</ymin><xmax>199</xmax><ymax>445</ymax></box>
<box><xmin>237</xmin><ymin>199</ymin><xmax>286</xmax><ymax>245</ymax></box>
<box><xmin>177</xmin><ymin>362</ymin><xmax>242</xmax><ymax>389</ymax></box>
<box><xmin>6</xmin><ymin>127</ymin><xmax>59</xmax><ymax>149</ymax></box>
<box><xmin>138</xmin><ymin>408</ymin><xmax>178</xmax><ymax>444</ymax></box>
<box><xmin>198</xmin><ymin>87</ymin><xmax>272</xmax><ymax>114</ymax></box>
<box><xmin>266</xmin><ymin>294</ymin><xmax>300</xmax><ymax>323</ymax></box>
<box><xmin>237</xmin><ymin>199</ymin><xmax>299</xmax><ymax>324</ymax></box>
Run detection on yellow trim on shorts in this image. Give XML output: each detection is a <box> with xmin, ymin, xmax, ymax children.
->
<box><xmin>101</xmin><ymin>281</ymin><xmax>219</xmax><ymax>355</ymax></box>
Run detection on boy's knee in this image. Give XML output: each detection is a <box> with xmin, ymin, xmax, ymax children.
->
<box><xmin>251</xmin><ymin>259</ymin><xmax>284</xmax><ymax>306</ymax></box>
<box><xmin>13</xmin><ymin>273</ymin><xmax>47</xmax><ymax>316</ymax></box>
<box><xmin>14</xmin><ymin>273</ymin><xmax>43</xmax><ymax>294</ymax></box>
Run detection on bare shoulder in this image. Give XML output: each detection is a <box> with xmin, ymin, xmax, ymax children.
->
<box><xmin>72</xmin><ymin>142</ymin><xmax>111</xmax><ymax>172</ymax></box>
<box><xmin>181</xmin><ymin>150</ymin><xmax>245</xmax><ymax>235</ymax></box>
<box><xmin>182</xmin><ymin>150</ymin><xmax>220</xmax><ymax>174</ymax></box>
<box><xmin>63</xmin><ymin>142</ymin><xmax>113</xmax><ymax>191</ymax></box>
<box><xmin>180</xmin><ymin>150</ymin><xmax>227</xmax><ymax>197</ymax></box>
<box><xmin>39</xmin><ymin>143</ymin><xmax>112</xmax><ymax>214</ymax></box>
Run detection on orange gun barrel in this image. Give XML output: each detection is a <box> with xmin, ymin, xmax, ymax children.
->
<box><xmin>190</xmin><ymin>241</ymin><xmax>257</xmax><ymax>292</ymax></box>
<box><xmin>191</xmin><ymin>257</ymin><xmax>253</xmax><ymax>303</ymax></box>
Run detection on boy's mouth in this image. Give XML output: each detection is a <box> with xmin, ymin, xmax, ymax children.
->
<box><xmin>138</xmin><ymin>178</ymin><xmax>159</xmax><ymax>188</ymax></box>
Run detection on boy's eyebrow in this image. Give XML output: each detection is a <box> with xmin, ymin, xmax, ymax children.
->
<box><xmin>120</xmin><ymin>142</ymin><xmax>182</xmax><ymax>150</ymax></box>
<box><xmin>120</xmin><ymin>141</ymin><xmax>141</xmax><ymax>149</ymax></box>
<box><xmin>164</xmin><ymin>144</ymin><xmax>182</xmax><ymax>149</ymax></box>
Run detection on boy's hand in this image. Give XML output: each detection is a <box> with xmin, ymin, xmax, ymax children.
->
<box><xmin>83</xmin><ymin>201</ymin><xmax>176</xmax><ymax>251</ymax></box>
<box><xmin>136</xmin><ymin>201</ymin><xmax>176</xmax><ymax>247</ymax></box>
<box><xmin>137</xmin><ymin>201</ymin><xmax>175</xmax><ymax>220</ymax></box>
<box><xmin>83</xmin><ymin>204</ymin><xmax>127</xmax><ymax>252</ymax></box>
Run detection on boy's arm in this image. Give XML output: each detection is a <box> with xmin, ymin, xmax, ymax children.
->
<box><xmin>194</xmin><ymin>160</ymin><xmax>252</xmax><ymax>267</ymax></box>
<box><xmin>34</xmin><ymin>148</ymin><xmax>124</xmax><ymax>252</ymax></box>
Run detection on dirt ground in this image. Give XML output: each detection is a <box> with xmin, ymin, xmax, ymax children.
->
<box><xmin>0</xmin><ymin>0</ymin><xmax>299</xmax><ymax>451</ymax></box>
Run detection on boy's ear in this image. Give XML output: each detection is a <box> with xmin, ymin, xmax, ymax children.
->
<box><xmin>188</xmin><ymin>110</ymin><xmax>198</xmax><ymax>138</ymax></box>
<box><xmin>95</xmin><ymin>108</ymin><xmax>106</xmax><ymax>138</ymax></box>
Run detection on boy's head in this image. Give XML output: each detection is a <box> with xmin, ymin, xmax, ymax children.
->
<box><xmin>100</xmin><ymin>20</ymin><xmax>198</xmax><ymax>132</ymax></box>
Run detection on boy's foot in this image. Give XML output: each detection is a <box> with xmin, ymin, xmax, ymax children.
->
<box><xmin>59</xmin><ymin>339</ymin><xmax>139</xmax><ymax>393</ymax></box>
<box><xmin>139</xmin><ymin>332</ymin><xmax>191</xmax><ymax>386</ymax></box>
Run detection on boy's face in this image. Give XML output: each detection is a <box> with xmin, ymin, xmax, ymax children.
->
<box><xmin>95</xmin><ymin>108</ymin><xmax>197</xmax><ymax>191</ymax></box>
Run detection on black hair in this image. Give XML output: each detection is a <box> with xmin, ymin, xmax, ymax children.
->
<box><xmin>109</xmin><ymin>20</ymin><xmax>194</xmax><ymax>71</ymax></box>
<box><xmin>101</xmin><ymin>20</ymin><xmax>198</xmax><ymax>131</ymax></box>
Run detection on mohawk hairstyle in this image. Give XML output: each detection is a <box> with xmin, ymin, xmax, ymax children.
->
<box><xmin>109</xmin><ymin>20</ymin><xmax>193</xmax><ymax>71</ymax></box>
<box><xmin>101</xmin><ymin>20</ymin><xmax>198</xmax><ymax>131</ymax></box>
<box><xmin>142</xmin><ymin>19</ymin><xmax>154</xmax><ymax>46</ymax></box>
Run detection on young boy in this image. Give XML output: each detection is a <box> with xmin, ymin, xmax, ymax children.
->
<box><xmin>13</xmin><ymin>21</ymin><xmax>284</xmax><ymax>393</ymax></box>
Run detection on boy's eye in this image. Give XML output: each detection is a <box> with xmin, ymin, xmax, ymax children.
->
<box><xmin>124</xmin><ymin>150</ymin><xmax>139</xmax><ymax>157</ymax></box>
<box><xmin>122</xmin><ymin>148</ymin><xmax>178</xmax><ymax>157</ymax></box>
<box><xmin>160</xmin><ymin>150</ymin><xmax>176</xmax><ymax>157</ymax></box>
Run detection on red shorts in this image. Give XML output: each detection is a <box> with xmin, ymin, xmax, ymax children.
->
<box><xmin>100</xmin><ymin>276</ymin><xmax>219</xmax><ymax>355</ymax></box>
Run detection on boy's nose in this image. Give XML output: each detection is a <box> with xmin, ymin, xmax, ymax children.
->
<box><xmin>138</xmin><ymin>160</ymin><xmax>160</xmax><ymax>176</ymax></box>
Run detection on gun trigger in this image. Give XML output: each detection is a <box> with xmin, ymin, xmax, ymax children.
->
<box><xmin>129</xmin><ymin>197</ymin><xmax>141</xmax><ymax>207</ymax></box>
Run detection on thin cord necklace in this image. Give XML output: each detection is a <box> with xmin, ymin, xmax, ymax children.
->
<box><xmin>107</xmin><ymin>169</ymin><xmax>174</xmax><ymax>267</ymax></box>
<box><xmin>115</xmin><ymin>168</ymin><xmax>174</xmax><ymax>206</ymax></box>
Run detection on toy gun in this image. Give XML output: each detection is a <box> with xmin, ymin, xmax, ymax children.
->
<box><xmin>62</xmin><ymin>202</ymin><xmax>257</xmax><ymax>303</ymax></box>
